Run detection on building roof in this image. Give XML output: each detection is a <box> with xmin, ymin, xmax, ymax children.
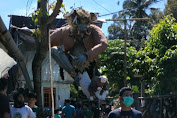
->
<box><xmin>9</xmin><ymin>15</ymin><xmax>66</xmax><ymax>29</ymax></box>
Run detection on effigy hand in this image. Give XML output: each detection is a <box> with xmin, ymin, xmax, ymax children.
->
<box><xmin>100</xmin><ymin>90</ymin><xmax>104</xmax><ymax>95</ymax></box>
<box><xmin>75</xmin><ymin>54</ymin><xmax>87</xmax><ymax>66</ymax></box>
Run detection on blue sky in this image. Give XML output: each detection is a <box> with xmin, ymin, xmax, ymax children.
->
<box><xmin>0</xmin><ymin>0</ymin><xmax>167</xmax><ymax>36</ymax></box>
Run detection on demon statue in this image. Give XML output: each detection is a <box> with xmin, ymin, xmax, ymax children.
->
<box><xmin>50</xmin><ymin>8</ymin><xmax>108</xmax><ymax>100</ymax></box>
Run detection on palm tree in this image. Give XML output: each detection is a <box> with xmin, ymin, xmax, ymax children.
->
<box><xmin>148</xmin><ymin>8</ymin><xmax>164</xmax><ymax>30</ymax></box>
<box><xmin>108</xmin><ymin>14</ymin><xmax>125</xmax><ymax>40</ymax></box>
<box><xmin>165</xmin><ymin>0</ymin><xmax>177</xmax><ymax>21</ymax></box>
<box><xmin>107</xmin><ymin>12</ymin><xmax>132</xmax><ymax>40</ymax></box>
<box><xmin>122</xmin><ymin>0</ymin><xmax>160</xmax><ymax>48</ymax></box>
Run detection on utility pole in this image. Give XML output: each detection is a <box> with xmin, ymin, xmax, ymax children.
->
<box><xmin>106</xmin><ymin>17</ymin><xmax>150</xmax><ymax>87</ymax></box>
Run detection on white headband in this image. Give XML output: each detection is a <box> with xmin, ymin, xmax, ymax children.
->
<box><xmin>100</xmin><ymin>76</ymin><xmax>107</xmax><ymax>83</ymax></box>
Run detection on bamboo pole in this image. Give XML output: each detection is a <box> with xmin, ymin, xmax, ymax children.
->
<box><xmin>48</xmin><ymin>30</ymin><xmax>54</xmax><ymax>118</ymax></box>
<box><xmin>123</xmin><ymin>20</ymin><xmax>127</xmax><ymax>87</ymax></box>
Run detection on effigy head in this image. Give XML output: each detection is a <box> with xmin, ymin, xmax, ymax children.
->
<box><xmin>96</xmin><ymin>75</ymin><xmax>109</xmax><ymax>87</ymax></box>
<box><xmin>64</xmin><ymin>9</ymin><xmax>91</xmax><ymax>32</ymax></box>
<box><xmin>99</xmin><ymin>75</ymin><xmax>108</xmax><ymax>83</ymax></box>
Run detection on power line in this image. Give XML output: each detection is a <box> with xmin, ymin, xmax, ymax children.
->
<box><xmin>26</xmin><ymin>0</ymin><xmax>30</xmax><ymax>16</ymax></box>
<box><xmin>98</xmin><ymin>11</ymin><xmax>119</xmax><ymax>17</ymax></box>
<box><xmin>26</xmin><ymin>0</ymin><xmax>34</xmax><ymax>16</ymax></box>
<box><xmin>91</xmin><ymin>0</ymin><xmax>112</xmax><ymax>13</ymax></box>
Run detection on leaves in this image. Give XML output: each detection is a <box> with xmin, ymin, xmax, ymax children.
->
<box><xmin>99</xmin><ymin>39</ymin><xmax>137</xmax><ymax>91</ymax></box>
<box><xmin>61</xmin><ymin>4</ymin><xmax>67</xmax><ymax>13</ymax></box>
<box><xmin>32</xmin><ymin>8</ymin><xmax>49</xmax><ymax>26</ymax></box>
<box><xmin>48</xmin><ymin>1</ymin><xmax>56</xmax><ymax>10</ymax></box>
<box><xmin>137</xmin><ymin>15</ymin><xmax>177</xmax><ymax>94</ymax></box>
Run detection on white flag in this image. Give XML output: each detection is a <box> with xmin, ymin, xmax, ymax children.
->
<box><xmin>0</xmin><ymin>48</ymin><xmax>17</xmax><ymax>78</ymax></box>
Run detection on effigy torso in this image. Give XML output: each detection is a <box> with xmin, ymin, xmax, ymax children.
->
<box><xmin>70</xmin><ymin>37</ymin><xmax>86</xmax><ymax>57</ymax></box>
<box><xmin>70</xmin><ymin>37</ymin><xmax>90</xmax><ymax>72</ymax></box>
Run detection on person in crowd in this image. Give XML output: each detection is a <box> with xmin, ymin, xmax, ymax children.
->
<box><xmin>83</xmin><ymin>103</ymin><xmax>94</xmax><ymax>118</ymax></box>
<box><xmin>10</xmin><ymin>90</ymin><xmax>36</xmax><ymax>118</ymax></box>
<box><xmin>75</xmin><ymin>102</ymin><xmax>84</xmax><ymax>118</ymax></box>
<box><xmin>104</xmin><ymin>100</ymin><xmax>111</xmax><ymax>117</ymax></box>
<box><xmin>54</xmin><ymin>108</ymin><xmax>61</xmax><ymax>118</ymax></box>
<box><xmin>62</xmin><ymin>99</ymin><xmax>76</xmax><ymax>118</ymax></box>
<box><xmin>164</xmin><ymin>99</ymin><xmax>175</xmax><ymax>118</ymax></box>
<box><xmin>108</xmin><ymin>87</ymin><xmax>142</xmax><ymax>118</ymax></box>
<box><xmin>91</xmin><ymin>101</ymin><xmax>100</xmax><ymax>118</ymax></box>
<box><xmin>0</xmin><ymin>77</ymin><xmax>10</xmax><ymax>118</ymax></box>
<box><xmin>27</xmin><ymin>92</ymin><xmax>39</xmax><ymax>117</ymax></box>
<box><xmin>50</xmin><ymin>8</ymin><xmax>107</xmax><ymax>100</ymax></box>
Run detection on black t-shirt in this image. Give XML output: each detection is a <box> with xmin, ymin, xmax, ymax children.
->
<box><xmin>91</xmin><ymin>107</ymin><xmax>100</xmax><ymax>118</ymax></box>
<box><xmin>0</xmin><ymin>93</ymin><xmax>10</xmax><ymax>117</ymax></box>
<box><xmin>165</xmin><ymin>105</ymin><xmax>174</xmax><ymax>118</ymax></box>
<box><xmin>108</xmin><ymin>108</ymin><xmax>142</xmax><ymax>118</ymax></box>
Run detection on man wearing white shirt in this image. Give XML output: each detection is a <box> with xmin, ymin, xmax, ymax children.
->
<box><xmin>10</xmin><ymin>91</ymin><xmax>36</xmax><ymax>118</ymax></box>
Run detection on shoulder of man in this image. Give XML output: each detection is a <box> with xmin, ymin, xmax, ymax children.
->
<box><xmin>33</xmin><ymin>105</ymin><xmax>38</xmax><ymax>108</ymax></box>
<box><xmin>109</xmin><ymin>108</ymin><xmax>121</xmax><ymax>114</ymax></box>
<box><xmin>132</xmin><ymin>109</ymin><xmax>142</xmax><ymax>113</ymax></box>
<box><xmin>70</xmin><ymin>105</ymin><xmax>75</xmax><ymax>109</ymax></box>
<box><xmin>25</xmin><ymin>105</ymin><xmax>34</xmax><ymax>111</ymax></box>
<box><xmin>131</xmin><ymin>108</ymin><xmax>142</xmax><ymax>116</ymax></box>
<box><xmin>107</xmin><ymin>108</ymin><xmax>121</xmax><ymax>118</ymax></box>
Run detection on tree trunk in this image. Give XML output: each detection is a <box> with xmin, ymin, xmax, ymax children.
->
<box><xmin>32</xmin><ymin>0</ymin><xmax>63</xmax><ymax>112</ymax></box>
<box><xmin>32</xmin><ymin>26</ymin><xmax>49</xmax><ymax>108</ymax></box>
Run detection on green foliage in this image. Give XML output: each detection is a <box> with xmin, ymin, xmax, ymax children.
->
<box><xmin>48</xmin><ymin>2</ymin><xmax>66</xmax><ymax>14</ymax></box>
<box><xmin>108</xmin><ymin>22</ymin><xmax>125</xmax><ymax>40</ymax></box>
<box><xmin>70</xmin><ymin>84</ymin><xmax>87</xmax><ymax>100</ymax></box>
<box><xmin>48</xmin><ymin>1</ymin><xmax>57</xmax><ymax>10</ymax></box>
<box><xmin>147</xmin><ymin>9</ymin><xmax>164</xmax><ymax>30</ymax></box>
<box><xmin>132</xmin><ymin>85</ymin><xmax>139</xmax><ymax>93</ymax></box>
<box><xmin>32</xmin><ymin>1</ymin><xmax>66</xmax><ymax>26</ymax></box>
<box><xmin>137</xmin><ymin>15</ymin><xmax>177</xmax><ymax>94</ymax></box>
<box><xmin>122</xmin><ymin>0</ymin><xmax>159</xmax><ymax>42</ymax></box>
<box><xmin>133</xmin><ymin>48</ymin><xmax>158</xmax><ymax>84</ymax></box>
<box><xmin>32</xmin><ymin>28</ymin><xmax>41</xmax><ymax>41</ymax></box>
<box><xmin>99</xmin><ymin>39</ymin><xmax>138</xmax><ymax>92</ymax></box>
<box><xmin>32</xmin><ymin>8</ymin><xmax>49</xmax><ymax>25</ymax></box>
<box><xmin>148</xmin><ymin>15</ymin><xmax>177</xmax><ymax>50</ymax></box>
<box><xmin>109</xmin><ymin>0</ymin><xmax>162</xmax><ymax>49</ymax></box>
<box><xmin>61</xmin><ymin>3</ymin><xmax>67</xmax><ymax>13</ymax></box>
<box><xmin>70</xmin><ymin>84</ymin><xmax>78</xmax><ymax>98</ymax></box>
<box><xmin>165</xmin><ymin>0</ymin><xmax>177</xmax><ymax>21</ymax></box>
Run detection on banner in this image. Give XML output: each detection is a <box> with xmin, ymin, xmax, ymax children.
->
<box><xmin>0</xmin><ymin>48</ymin><xmax>17</xmax><ymax>78</ymax></box>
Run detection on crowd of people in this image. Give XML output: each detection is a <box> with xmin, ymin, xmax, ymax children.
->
<box><xmin>0</xmin><ymin>74</ymin><xmax>142</xmax><ymax>118</ymax></box>
<box><xmin>0</xmin><ymin>77</ymin><xmax>39</xmax><ymax>118</ymax></box>
<box><xmin>1</xmin><ymin>74</ymin><xmax>177</xmax><ymax>118</ymax></box>
<box><xmin>144</xmin><ymin>98</ymin><xmax>177</xmax><ymax>118</ymax></box>
<box><xmin>45</xmin><ymin>87</ymin><xmax>143</xmax><ymax>118</ymax></box>
<box><xmin>56</xmin><ymin>99</ymin><xmax>111</xmax><ymax>118</ymax></box>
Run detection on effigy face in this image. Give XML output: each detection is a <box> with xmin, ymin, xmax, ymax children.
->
<box><xmin>64</xmin><ymin>9</ymin><xmax>91</xmax><ymax>33</ymax></box>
